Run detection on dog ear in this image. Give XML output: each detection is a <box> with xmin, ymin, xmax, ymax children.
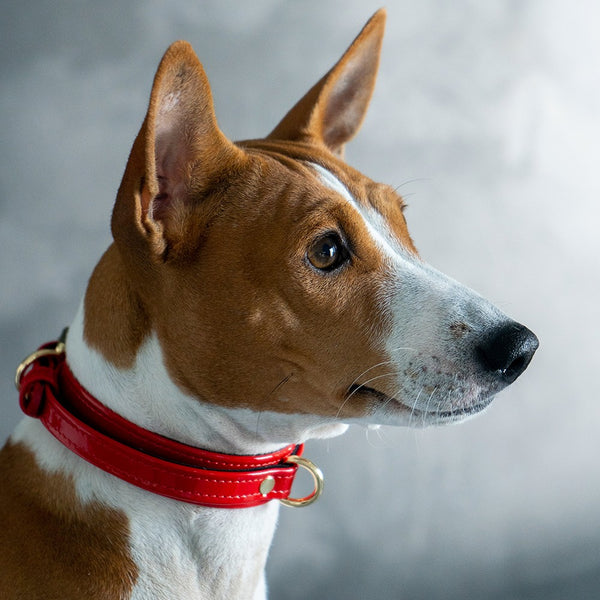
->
<box><xmin>113</xmin><ymin>41</ymin><xmax>243</xmax><ymax>260</ymax></box>
<box><xmin>267</xmin><ymin>9</ymin><xmax>386</xmax><ymax>158</ymax></box>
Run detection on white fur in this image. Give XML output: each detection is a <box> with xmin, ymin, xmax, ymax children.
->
<box><xmin>12</xmin><ymin>416</ymin><xmax>277</xmax><ymax>600</ymax></box>
<box><xmin>311</xmin><ymin>164</ymin><xmax>508</xmax><ymax>426</ymax></box>
<box><xmin>10</xmin><ymin>165</ymin><xmax>511</xmax><ymax>599</ymax></box>
<box><xmin>65</xmin><ymin>302</ymin><xmax>348</xmax><ymax>454</ymax></box>
<box><xmin>12</xmin><ymin>302</ymin><xmax>348</xmax><ymax>600</ymax></box>
<box><xmin>311</xmin><ymin>163</ymin><xmax>404</xmax><ymax>261</ymax></box>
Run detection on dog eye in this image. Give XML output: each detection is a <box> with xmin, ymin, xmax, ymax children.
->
<box><xmin>307</xmin><ymin>233</ymin><xmax>348</xmax><ymax>272</ymax></box>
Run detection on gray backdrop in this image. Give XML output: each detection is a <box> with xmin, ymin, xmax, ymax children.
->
<box><xmin>2</xmin><ymin>1</ymin><xmax>599</xmax><ymax>599</ymax></box>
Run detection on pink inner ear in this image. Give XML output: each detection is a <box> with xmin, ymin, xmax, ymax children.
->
<box><xmin>266</xmin><ymin>10</ymin><xmax>385</xmax><ymax>155</ymax></box>
<box><xmin>322</xmin><ymin>82</ymin><xmax>364</xmax><ymax>149</ymax></box>
<box><xmin>150</xmin><ymin>109</ymin><xmax>189</xmax><ymax>224</ymax></box>
<box><xmin>321</xmin><ymin>39</ymin><xmax>381</xmax><ymax>150</ymax></box>
<box><xmin>150</xmin><ymin>176</ymin><xmax>170</xmax><ymax>222</ymax></box>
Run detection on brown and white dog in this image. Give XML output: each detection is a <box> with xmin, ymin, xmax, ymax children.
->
<box><xmin>0</xmin><ymin>10</ymin><xmax>537</xmax><ymax>599</ymax></box>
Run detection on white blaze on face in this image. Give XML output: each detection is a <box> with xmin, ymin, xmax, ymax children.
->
<box><xmin>310</xmin><ymin>163</ymin><xmax>508</xmax><ymax>426</ymax></box>
<box><xmin>310</xmin><ymin>163</ymin><xmax>405</xmax><ymax>263</ymax></box>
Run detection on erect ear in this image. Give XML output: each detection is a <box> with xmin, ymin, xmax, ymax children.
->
<box><xmin>267</xmin><ymin>9</ymin><xmax>386</xmax><ymax>158</ymax></box>
<box><xmin>112</xmin><ymin>41</ymin><xmax>243</xmax><ymax>260</ymax></box>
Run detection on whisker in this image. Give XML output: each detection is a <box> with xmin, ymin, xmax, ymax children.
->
<box><xmin>365</xmin><ymin>425</ymin><xmax>393</xmax><ymax>449</ymax></box>
<box><xmin>336</xmin><ymin>370</ymin><xmax>402</xmax><ymax>419</ymax></box>
<box><xmin>388</xmin><ymin>346</ymin><xmax>418</xmax><ymax>356</ymax></box>
<box><xmin>375</xmin><ymin>427</ymin><xmax>396</xmax><ymax>449</ymax></box>
<box><xmin>266</xmin><ymin>373</ymin><xmax>294</xmax><ymax>400</ymax></box>
<box><xmin>365</xmin><ymin>427</ymin><xmax>378</xmax><ymax>449</ymax></box>
<box><xmin>340</xmin><ymin>347</ymin><xmax>417</xmax><ymax>418</ymax></box>
<box><xmin>347</xmin><ymin>360</ymin><xmax>395</xmax><ymax>392</ymax></box>
<box><xmin>255</xmin><ymin>372</ymin><xmax>294</xmax><ymax>437</ymax></box>
<box><xmin>408</xmin><ymin>387</ymin><xmax>423</xmax><ymax>428</ymax></box>
<box><xmin>421</xmin><ymin>386</ymin><xmax>438</xmax><ymax>427</ymax></box>
<box><xmin>376</xmin><ymin>383</ymin><xmax>404</xmax><ymax>415</ymax></box>
<box><xmin>392</xmin><ymin>177</ymin><xmax>431</xmax><ymax>193</ymax></box>
<box><xmin>347</xmin><ymin>347</ymin><xmax>416</xmax><ymax>391</ymax></box>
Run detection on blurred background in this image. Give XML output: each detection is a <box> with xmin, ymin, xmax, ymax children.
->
<box><xmin>1</xmin><ymin>1</ymin><xmax>599</xmax><ymax>598</ymax></box>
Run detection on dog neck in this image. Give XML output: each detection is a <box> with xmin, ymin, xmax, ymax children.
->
<box><xmin>67</xmin><ymin>299</ymin><xmax>348</xmax><ymax>457</ymax></box>
<box><xmin>30</xmin><ymin>275</ymin><xmax>344</xmax><ymax>598</ymax></box>
<box><xmin>8</xmin><ymin>299</ymin><xmax>339</xmax><ymax>599</ymax></box>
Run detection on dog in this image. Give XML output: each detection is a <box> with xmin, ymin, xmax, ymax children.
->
<box><xmin>0</xmin><ymin>9</ymin><xmax>537</xmax><ymax>599</ymax></box>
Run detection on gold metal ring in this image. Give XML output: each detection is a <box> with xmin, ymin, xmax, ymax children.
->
<box><xmin>280</xmin><ymin>455</ymin><xmax>324</xmax><ymax>508</ymax></box>
<box><xmin>15</xmin><ymin>342</ymin><xmax>66</xmax><ymax>391</ymax></box>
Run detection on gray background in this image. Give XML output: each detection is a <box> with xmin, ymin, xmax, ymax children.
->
<box><xmin>1</xmin><ymin>1</ymin><xmax>599</xmax><ymax>599</ymax></box>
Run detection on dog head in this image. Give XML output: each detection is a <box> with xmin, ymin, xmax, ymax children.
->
<box><xmin>103</xmin><ymin>9</ymin><xmax>537</xmax><ymax>431</ymax></box>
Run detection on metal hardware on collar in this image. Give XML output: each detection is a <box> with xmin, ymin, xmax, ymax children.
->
<box><xmin>259</xmin><ymin>476</ymin><xmax>276</xmax><ymax>496</ymax></box>
<box><xmin>15</xmin><ymin>342</ymin><xmax>66</xmax><ymax>391</ymax></box>
<box><xmin>14</xmin><ymin>338</ymin><xmax>325</xmax><ymax>509</ymax></box>
<box><xmin>280</xmin><ymin>455</ymin><xmax>324</xmax><ymax>508</ymax></box>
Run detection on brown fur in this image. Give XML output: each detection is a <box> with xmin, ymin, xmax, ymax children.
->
<box><xmin>268</xmin><ymin>9</ymin><xmax>386</xmax><ymax>156</ymax></box>
<box><xmin>83</xmin><ymin>10</ymin><xmax>410</xmax><ymax>418</ymax></box>
<box><xmin>2</xmin><ymin>9</ymin><xmax>412</xmax><ymax>597</ymax></box>
<box><xmin>0</xmin><ymin>442</ymin><xmax>138</xmax><ymax>599</ymax></box>
<box><xmin>84</xmin><ymin>244</ymin><xmax>151</xmax><ymax>369</ymax></box>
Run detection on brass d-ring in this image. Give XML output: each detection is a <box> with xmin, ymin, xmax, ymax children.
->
<box><xmin>15</xmin><ymin>342</ymin><xmax>65</xmax><ymax>391</ymax></box>
<box><xmin>280</xmin><ymin>455</ymin><xmax>324</xmax><ymax>508</ymax></box>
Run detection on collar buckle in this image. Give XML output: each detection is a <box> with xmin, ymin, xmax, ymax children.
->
<box><xmin>280</xmin><ymin>454</ymin><xmax>324</xmax><ymax>507</ymax></box>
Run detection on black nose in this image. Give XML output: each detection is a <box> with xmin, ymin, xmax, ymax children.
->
<box><xmin>476</xmin><ymin>322</ymin><xmax>539</xmax><ymax>384</ymax></box>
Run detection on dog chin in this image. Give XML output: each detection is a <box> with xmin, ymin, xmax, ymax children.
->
<box><xmin>350</xmin><ymin>385</ymin><xmax>497</xmax><ymax>428</ymax></box>
<box><xmin>401</xmin><ymin>395</ymin><xmax>496</xmax><ymax>427</ymax></box>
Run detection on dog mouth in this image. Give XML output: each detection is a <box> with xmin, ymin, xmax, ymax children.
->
<box><xmin>347</xmin><ymin>384</ymin><xmax>495</xmax><ymax>424</ymax></box>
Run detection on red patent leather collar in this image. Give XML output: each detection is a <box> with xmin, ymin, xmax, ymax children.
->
<box><xmin>16</xmin><ymin>340</ymin><xmax>322</xmax><ymax>509</ymax></box>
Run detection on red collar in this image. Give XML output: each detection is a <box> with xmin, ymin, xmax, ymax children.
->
<box><xmin>15</xmin><ymin>340</ymin><xmax>323</xmax><ymax>509</ymax></box>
